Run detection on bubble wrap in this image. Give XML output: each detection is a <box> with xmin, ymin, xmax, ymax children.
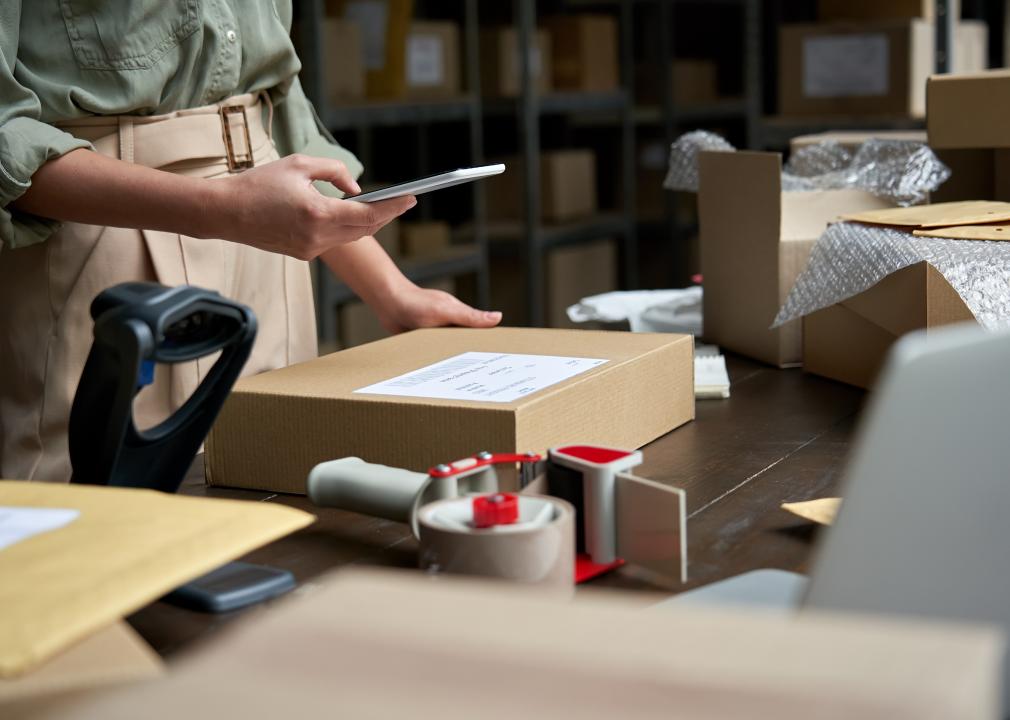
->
<box><xmin>774</xmin><ymin>222</ymin><xmax>1010</xmax><ymax>331</ymax></box>
<box><xmin>662</xmin><ymin>130</ymin><xmax>735</xmax><ymax>192</ymax></box>
<box><xmin>664</xmin><ymin>132</ymin><xmax>950</xmax><ymax>206</ymax></box>
<box><xmin>782</xmin><ymin>139</ymin><xmax>951</xmax><ymax>206</ymax></box>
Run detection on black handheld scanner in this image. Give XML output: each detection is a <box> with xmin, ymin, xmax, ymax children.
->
<box><xmin>69</xmin><ymin>282</ymin><xmax>256</xmax><ymax>492</ymax></box>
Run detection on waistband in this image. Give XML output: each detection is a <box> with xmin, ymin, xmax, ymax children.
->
<box><xmin>55</xmin><ymin>92</ymin><xmax>272</xmax><ymax>172</ymax></box>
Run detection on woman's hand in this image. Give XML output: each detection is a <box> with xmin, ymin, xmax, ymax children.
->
<box><xmin>373</xmin><ymin>281</ymin><xmax>503</xmax><ymax>334</ymax></box>
<box><xmin>209</xmin><ymin>154</ymin><xmax>416</xmax><ymax>260</ymax></box>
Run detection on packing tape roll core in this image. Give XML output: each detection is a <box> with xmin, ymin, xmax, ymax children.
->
<box><xmin>417</xmin><ymin>495</ymin><xmax>575</xmax><ymax>591</ymax></box>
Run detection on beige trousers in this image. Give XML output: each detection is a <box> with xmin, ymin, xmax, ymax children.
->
<box><xmin>0</xmin><ymin>93</ymin><xmax>317</xmax><ymax>482</ymax></box>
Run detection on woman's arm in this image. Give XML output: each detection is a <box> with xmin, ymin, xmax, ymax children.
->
<box><xmin>12</xmin><ymin>148</ymin><xmax>414</xmax><ymax>260</ymax></box>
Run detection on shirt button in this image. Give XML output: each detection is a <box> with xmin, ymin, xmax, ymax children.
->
<box><xmin>226</xmin><ymin>29</ymin><xmax>237</xmax><ymax>43</ymax></box>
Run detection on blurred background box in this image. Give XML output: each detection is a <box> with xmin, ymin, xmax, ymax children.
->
<box><xmin>322</xmin><ymin>17</ymin><xmax>365</xmax><ymax>102</ymax></box>
<box><xmin>373</xmin><ymin>217</ymin><xmax>400</xmax><ymax>258</ymax></box>
<box><xmin>779</xmin><ymin>20</ymin><xmax>986</xmax><ymax>118</ymax></box>
<box><xmin>341</xmin><ymin>0</ymin><xmax>414</xmax><ymax>99</ymax></box>
<box><xmin>490</xmin><ymin>238</ymin><xmax>618</xmax><ymax>329</ymax></box>
<box><xmin>405</xmin><ymin>21</ymin><xmax>461</xmax><ymax>99</ymax></box>
<box><xmin>400</xmin><ymin>221</ymin><xmax>451</xmax><ymax>259</ymax></box>
<box><xmin>819</xmin><ymin>0</ymin><xmax>933</xmax><ymax>22</ymax></box>
<box><xmin>486</xmin><ymin>150</ymin><xmax>598</xmax><ymax>223</ymax></box>
<box><xmin>480</xmin><ymin>27</ymin><xmax>552</xmax><ymax>97</ymax></box>
<box><xmin>545</xmin><ymin>15</ymin><xmax>619</xmax><ymax>93</ymax></box>
<box><xmin>927</xmin><ymin>69</ymin><xmax>1010</xmax><ymax>203</ymax></box>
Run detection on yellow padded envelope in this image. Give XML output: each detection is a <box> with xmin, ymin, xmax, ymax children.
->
<box><xmin>0</xmin><ymin>482</ymin><xmax>314</xmax><ymax>678</ymax></box>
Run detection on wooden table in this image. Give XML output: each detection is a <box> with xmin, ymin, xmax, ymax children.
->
<box><xmin>128</xmin><ymin>355</ymin><xmax>865</xmax><ymax>657</ymax></box>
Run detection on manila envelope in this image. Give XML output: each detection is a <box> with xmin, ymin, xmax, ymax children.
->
<box><xmin>0</xmin><ymin>482</ymin><xmax>313</xmax><ymax>678</ymax></box>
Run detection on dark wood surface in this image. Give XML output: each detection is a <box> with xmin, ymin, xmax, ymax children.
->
<box><xmin>128</xmin><ymin>354</ymin><xmax>865</xmax><ymax>658</ymax></box>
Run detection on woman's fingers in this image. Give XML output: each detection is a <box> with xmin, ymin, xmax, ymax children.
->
<box><xmin>436</xmin><ymin>294</ymin><xmax>503</xmax><ymax>328</ymax></box>
<box><xmin>328</xmin><ymin>195</ymin><xmax>417</xmax><ymax>228</ymax></box>
<box><xmin>292</xmin><ymin>154</ymin><xmax>361</xmax><ymax>195</ymax></box>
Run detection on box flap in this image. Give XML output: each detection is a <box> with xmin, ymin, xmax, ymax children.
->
<box><xmin>0</xmin><ymin>621</ymin><xmax>161</xmax><ymax>704</ymax></box>
<box><xmin>53</xmin><ymin>569</ymin><xmax>1003</xmax><ymax>719</ymax></box>
<box><xmin>781</xmin><ymin>189</ymin><xmax>888</xmax><ymax>241</ymax></box>
<box><xmin>615</xmin><ymin>473</ymin><xmax>686</xmax><ymax>586</ymax></box>
<box><xmin>842</xmin><ymin>200</ymin><xmax>1010</xmax><ymax>228</ymax></box>
<box><xmin>928</xmin><ymin>69</ymin><xmax>1010</xmax><ymax>149</ymax></box>
<box><xmin>913</xmin><ymin>223</ymin><xmax>1010</xmax><ymax>240</ymax></box>
<box><xmin>0</xmin><ymin>482</ymin><xmax>313</xmax><ymax>677</ymax></box>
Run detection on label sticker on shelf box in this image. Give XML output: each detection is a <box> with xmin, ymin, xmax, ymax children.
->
<box><xmin>407</xmin><ymin>34</ymin><xmax>445</xmax><ymax>87</ymax></box>
<box><xmin>354</xmin><ymin>352</ymin><xmax>608</xmax><ymax>403</ymax></box>
<box><xmin>803</xmin><ymin>34</ymin><xmax>889</xmax><ymax>98</ymax></box>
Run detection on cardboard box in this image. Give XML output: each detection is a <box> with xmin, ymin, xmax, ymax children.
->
<box><xmin>490</xmin><ymin>238</ymin><xmax>619</xmax><ymax>328</ymax></box>
<box><xmin>343</xmin><ymin>0</ymin><xmax>413</xmax><ymax>99</ymax></box>
<box><xmin>927</xmin><ymin>70</ymin><xmax>1010</xmax><ymax>203</ymax></box>
<box><xmin>480</xmin><ymin>28</ymin><xmax>552</xmax><ymax>97</ymax></box>
<box><xmin>819</xmin><ymin>0</ymin><xmax>933</xmax><ymax>22</ymax></box>
<box><xmin>698</xmin><ymin>150</ymin><xmax>892</xmax><ymax>367</ymax></box>
<box><xmin>401</xmin><ymin>221</ymin><xmax>451</xmax><ymax>259</ymax></box>
<box><xmin>322</xmin><ymin>18</ymin><xmax>366</xmax><ymax>103</ymax></box>
<box><xmin>373</xmin><ymin>217</ymin><xmax>400</xmax><ymax>258</ymax></box>
<box><xmin>405</xmin><ymin>21</ymin><xmax>461</xmax><ymax>99</ymax></box>
<box><xmin>804</xmin><ymin>262</ymin><xmax>975</xmax><ymax>389</ymax></box>
<box><xmin>779</xmin><ymin>20</ymin><xmax>986</xmax><ymax>118</ymax></box>
<box><xmin>57</xmin><ymin>570</ymin><xmax>1004</xmax><ymax>720</ymax></box>
<box><xmin>206</xmin><ymin>328</ymin><xmax>695</xmax><ymax>494</ymax></box>
<box><xmin>545</xmin><ymin>15</ymin><xmax>619</xmax><ymax>93</ymax></box>
<box><xmin>635</xmin><ymin>59</ymin><xmax>719</xmax><ymax>106</ymax></box>
<box><xmin>486</xmin><ymin>150</ymin><xmax>598</xmax><ymax>223</ymax></box>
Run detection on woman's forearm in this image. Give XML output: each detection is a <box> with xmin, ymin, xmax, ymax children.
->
<box><xmin>12</xmin><ymin>148</ymin><xmax>221</xmax><ymax>239</ymax></box>
<box><xmin>10</xmin><ymin>148</ymin><xmax>415</xmax><ymax>260</ymax></box>
<box><xmin>320</xmin><ymin>235</ymin><xmax>409</xmax><ymax>305</ymax></box>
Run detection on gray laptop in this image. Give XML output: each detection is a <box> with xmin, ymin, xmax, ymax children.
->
<box><xmin>667</xmin><ymin>322</ymin><xmax>1010</xmax><ymax>701</ymax></box>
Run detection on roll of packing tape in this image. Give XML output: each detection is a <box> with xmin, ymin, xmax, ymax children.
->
<box><xmin>417</xmin><ymin>494</ymin><xmax>575</xmax><ymax>592</ymax></box>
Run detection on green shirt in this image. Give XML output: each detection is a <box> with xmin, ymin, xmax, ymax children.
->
<box><xmin>0</xmin><ymin>0</ymin><xmax>362</xmax><ymax>250</ymax></box>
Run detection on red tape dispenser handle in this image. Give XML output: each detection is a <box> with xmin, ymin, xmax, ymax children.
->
<box><xmin>472</xmin><ymin>493</ymin><xmax>519</xmax><ymax>528</ymax></box>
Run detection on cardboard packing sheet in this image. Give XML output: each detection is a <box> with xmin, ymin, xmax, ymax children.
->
<box><xmin>698</xmin><ymin>150</ymin><xmax>890</xmax><ymax>368</ymax></box>
<box><xmin>206</xmin><ymin>327</ymin><xmax>695</xmax><ymax>494</ymax></box>
<box><xmin>0</xmin><ymin>482</ymin><xmax>313</xmax><ymax>677</ymax></box>
<box><xmin>48</xmin><ymin>569</ymin><xmax>1004</xmax><ymax>720</ymax></box>
<box><xmin>842</xmin><ymin>200</ymin><xmax>1010</xmax><ymax>228</ymax></box>
<box><xmin>803</xmin><ymin>261</ymin><xmax>975</xmax><ymax>389</ymax></box>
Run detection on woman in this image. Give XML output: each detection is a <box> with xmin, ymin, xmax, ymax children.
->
<box><xmin>0</xmin><ymin>2</ymin><xmax>501</xmax><ymax>481</ymax></box>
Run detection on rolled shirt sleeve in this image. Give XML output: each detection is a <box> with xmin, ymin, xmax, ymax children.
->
<box><xmin>269</xmin><ymin>76</ymin><xmax>363</xmax><ymax>199</ymax></box>
<box><xmin>0</xmin><ymin>2</ymin><xmax>92</xmax><ymax>250</ymax></box>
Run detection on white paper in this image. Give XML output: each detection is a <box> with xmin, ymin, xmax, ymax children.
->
<box><xmin>803</xmin><ymin>34</ymin><xmax>889</xmax><ymax>98</ymax></box>
<box><xmin>0</xmin><ymin>506</ymin><xmax>79</xmax><ymax>552</ymax></box>
<box><xmin>354</xmin><ymin>352</ymin><xmax>608</xmax><ymax>403</ymax></box>
<box><xmin>407</xmin><ymin>34</ymin><xmax>444</xmax><ymax>87</ymax></box>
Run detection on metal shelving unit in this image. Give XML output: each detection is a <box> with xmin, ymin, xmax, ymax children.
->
<box><xmin>297</xmin><ymin>0</ymin><xmax>490</xmax><ymax>344</ymax></box>
<box><xmin>509</xmin><ymin>0</ymin><xmax>638</xmax><ymax>326</ymax></box>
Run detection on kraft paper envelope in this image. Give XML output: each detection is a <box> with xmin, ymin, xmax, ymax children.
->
<box><xmin>913</xmin><ymin>223</ymin><xmax>1010</xmax><ymax>241</ymax></box>
<box><xmin>0</xmin><ymin>481</ymin><xmax>314</xmax><ymax>677</ymax></box>
<box><xmin>0</xmin><ymin>621</ymin><xmax>161</xmax><ymax>705</ymax></box>
<box><xmin>843</xmin><ymin>200</ymin><xmax>1010</xmax><ymax>228</ymax></box>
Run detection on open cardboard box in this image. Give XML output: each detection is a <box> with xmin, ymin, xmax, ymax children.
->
<box><xmin>698</xmin><ymin>150</ymin><xmax>891</xmax><ymax>368</ymax></box>
<box><xmin>804</xmin><ymin>261</ymin><xmax>975</xmax><ymax>389</ymax></box>
<box><xmin>206</xmin><ymin>328</ymin><xmax>695</xmax><ymax>494</ymax></box>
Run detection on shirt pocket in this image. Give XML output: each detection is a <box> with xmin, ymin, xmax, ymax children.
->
<box><xmin>59</xmin><ymin>0</ymin><xmax>201</xmax><ymax>71</ymax></box>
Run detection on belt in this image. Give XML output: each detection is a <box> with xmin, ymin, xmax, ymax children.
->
<box><xmin>55</xmin><ymin>92</ymin><xmax>271</xmax><ymax>172</ymax></box>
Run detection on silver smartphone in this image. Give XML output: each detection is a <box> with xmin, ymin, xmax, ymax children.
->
<box><xmin>349</xmin><ymin>164</ymin><xmax>506</xmax><ymax>203</ymax></box>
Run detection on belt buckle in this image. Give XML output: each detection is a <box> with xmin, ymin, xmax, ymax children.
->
<box><xmin>219</xmin><ymin>105</ymin><xmax>254</xmax><ymax>172</ymax></box>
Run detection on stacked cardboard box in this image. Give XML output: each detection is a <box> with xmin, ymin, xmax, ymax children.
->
<box><xmin>337</xmin><ymin>277</ymin><xmax>457</xmax><ymax>349</ymax></box>
<box><xmin>545</xmin><ymin>15</ymin><xmax>619</xmax><ymax>93</ymax></box>
<box><xmin>779</xmin><ymin>19</ymin><xmax>987</xmax><ymax>117</ymax></box>
<box><xmin>322</xmin><ymin>18</ymin><xmax>366</xmax><ymax>103</ymax></box>
<box><xmin>480</xmin><ymin>28</ymin><xmax>553</xmax><ymax>97</ymax></box>
<box><xmin>636</xmin><ymin>59</ymin><xmax>720</xmax><ymax>106</ymax></box>
<box><xmin>486</xmin><ymin>150</ymin><xmax>598</xmax><ymax>223</ymax></box>
<box><xmin>927</xmin><ymin>70</ymin><xmax>1010</xmax><ymax>203</ymax></box>
<box><xmin>400</xmin><ymin>221</ymin><xmax>452</xmax><ymax>259</ymax></box>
